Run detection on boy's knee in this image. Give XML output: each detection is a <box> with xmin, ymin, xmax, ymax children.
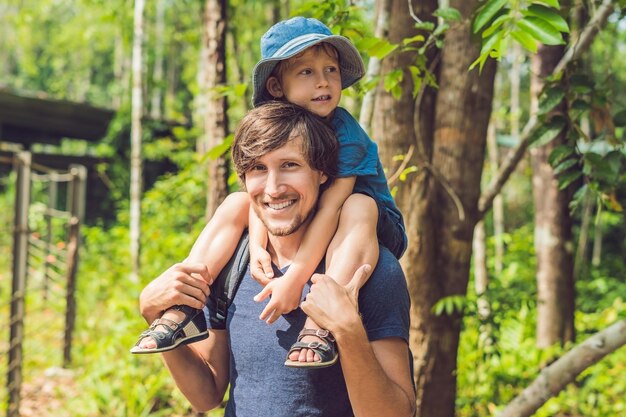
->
<box><xmin>341</xmin><ymin>193</ymin><xmax>378</xmax><ymax>223</ymax></box>
<box><xmin>220</xmin><ymin>192</ymin><xmax>250</xmax><ymax>217</ymax></box>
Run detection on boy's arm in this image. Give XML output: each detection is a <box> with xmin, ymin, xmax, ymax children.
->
<box><xmin>255</xmin><ymin>176</ymin><xmax>355</xmax><ymax>323</ymax></box>
<box><xmin>248</xmin><ymin>206</ymin><xmax>273</xmax><ymax>284</ymax></box>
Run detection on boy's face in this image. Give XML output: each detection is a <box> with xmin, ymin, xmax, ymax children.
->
<box><xmin>266</xmin><ymin>47</ymin><xmax>342</xmax><ymax>118</ymax></box>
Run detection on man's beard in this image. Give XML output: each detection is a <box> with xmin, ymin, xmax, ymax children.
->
<box><xmin>254</xmin><ymin>202</ymin><xmax>317</xmax><ymax>237</ymax></box>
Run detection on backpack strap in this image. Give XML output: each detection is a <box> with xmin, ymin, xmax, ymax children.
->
<box><xmin>208</xmin><ymin>230</ymin><xmax>250</xmax><ymax>330</ymax></box>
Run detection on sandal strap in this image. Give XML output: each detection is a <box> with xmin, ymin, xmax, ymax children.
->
<box><xmin>298</xmin><ymin>328</ymin><xmax>335</xmax><ymax>343</ymax></box>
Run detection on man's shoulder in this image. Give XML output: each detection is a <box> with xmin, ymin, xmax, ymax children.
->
<box><xmin>361</xmin><ymin>245</ymin><xmax>408</xmax><ymax>304</ymax></box>
<box><xmin>359</xmin><ymin>246</ymin><xmax>410</xmax><ymax>343</ymax></box>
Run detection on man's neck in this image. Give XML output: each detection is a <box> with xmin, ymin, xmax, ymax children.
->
<box><xmin>266</xmin><ymin>226</ymin><xmax>308</xmax><ymax>269</ymax></box>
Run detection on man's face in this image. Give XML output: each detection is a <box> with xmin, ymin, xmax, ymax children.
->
<box><xmin>245</xmin><ymin>136</ymin><xmax>328</xmax><ymax>237</ymax></box>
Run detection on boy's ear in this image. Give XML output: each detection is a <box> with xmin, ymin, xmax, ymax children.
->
<box><xmin>266</xmin><ymin>76</ymin><xmax>284</xmax><ymax>98</ymax></box>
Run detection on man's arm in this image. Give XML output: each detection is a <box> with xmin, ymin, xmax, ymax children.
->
<box><xmin>160</xmin><ymin>330</ymin><xmax>230</xmax><ymax>412</ymax></box>
<box><xmin>139</xmin><ymin>264</ymin><xmax>230</xmax><ymax>412</ymax></box>
<box><xmin>301</xmin><ymin>267</ymin><xmax>416</xmax><ymax>417</ymax></box>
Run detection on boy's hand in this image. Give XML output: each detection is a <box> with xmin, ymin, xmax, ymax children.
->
<box><xmin>250</xmin><ymin>244</ymin><xmax>274</xmax><ymax>286</ymax></box>
<box><xmin>254</xmin><ymin>277</ymin><xmax>304</xmax><ymax>324</ymax></box>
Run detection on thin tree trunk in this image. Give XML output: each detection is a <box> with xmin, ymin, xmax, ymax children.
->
<box><xmin>197</xmin><ymin>0</ymin><xmax>229</xmax><ymax>218</ymax></box>
<box><xmin>130</xmin><ymin>0</ymin><xmax>146</xmax><ymax>282</ymax></box>
<box><xmin>473</xmin><ymin>219</ymin><xmax>491</xmax><ymax>320</ymax></box>
<box><xmin>574</xmin><ymin>192</ymin><xmax>593</xmax><ymax>277</ymax></box>
<box><xmin>497</xmin><ymin>319</ymin><xmax>626</xmax><ymax>417</ymax></box>
<box><xmin>487</xmin><ymin>120</ymin><xmax>505</xmax><ymax>275</ymax></box>
<box><xmin>592</xmin><ymin>208</ymin><xmax>603</xmax><ymax>266</ymax></box>
<box><xmin>113</xmin><ymin>32</ymin><xmax>125</xmax><ymax>109</ymax></box>
<box><xmin>530</xmin><ymin>42</ymin><xmax>576</xmax><ymax>348</ymax></box>
<box><xmin>359</xmin><ymin>0</ymin><xmax>391</xmax><ymax>133</ymax></box>
<box><xmin>150</xmin><ymin>0</ymin><xmax>166</xmax><ymax>120</ymax></box>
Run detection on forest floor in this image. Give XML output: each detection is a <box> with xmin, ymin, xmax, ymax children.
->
<box><xmin>19</xmin><ymin>367</ymin><xmax>77</xmax><ymax>417</ymax></box>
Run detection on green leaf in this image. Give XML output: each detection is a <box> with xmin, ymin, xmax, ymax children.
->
<box><xmin>511</xmin><ymin>28</ymin><xmax>538</xmax><ymax>53</ymax></box>
<box><xmin>473</xmin><ymin>0</ymin><xmax>508</xmax><ymax>33</ymax></box>
<box><xmin>538</xmin><ymin>86</ymin><xmax>565</xmax><ymax>115</ymax></box>
<box><xmin>206</xmin><ymin>134</ymin><xmax>233</xmax><ymax>159</ymax></box>
<box><xmin>399</xmin><ymin>165</ymin><xmax>418</xmax><ymax>181</ymax></box>
<box><xmin>606</xmin><ymin>150</ymin><xmax>624</xmax><ymax>176</ymax></box>
<box><xmin>482</xmin><ymin>14</ymin><xmax>511</xmax><ymax>38</ymax></box>
<box><xmin>367</xmin><ymin>39</ymin><xmax>399</xmax><ymax>59</ymax></box>
<box><xmin>558</xmin><ymin>170</ymin><xmax>582</xmax><ymax>190</ymax></box>
<box><xmin>384</xmin><ymin>69</ymin><xmax>404</xmax><ymax>95</ymax></box>
<box><xmin>408</xmin><ymin>66</ymin><xmax>422</xmax><ymax>99</ymax></box>
<box><xmin>548</xmin><ymin>145</ymin><xmax>574</xmax><ymax>166</ymax></box>
<box><xmin>613</xmin><ymin>109</ymin><xmax>626</xmax><ymax>127</ymax></box>
<box><xmin>516</xmin><ymin>16</ymin><xmax>565</xmax><ymax>45</ymax></box>
<box><xmin>434</xmin><ymin>7</ymin><xmax>462</xmax><ymax>22</ymax></box>
<box><xmin>553</xmin><ymin>158</ymin><xmax>578</xmax><ymax>175</ymax></box>
<box><xmin>535</xmin><ymin>0</ymin><xmax>560</xmax><ymax>8</ymax></box>
<box><xmin>433</xmin><ymin>22</ymin><xmax>450</xmax><ymax>37</ymax></box>
<box><xmin>402</xmin><ymin>34</ymin><xmax>426</xmax><ymax>45</ymax></box>
<box><xmin>529</xmin><ymin>117</ymin><xmax>566</xmax><ymax>148</ymax></box>
<box><xmin>571</xmin><ymin>99</ymin><xmax>590</xmax><ymax>112</ymax></box>
<box><xmin>415</xmin><ymin>21</ymin><xmax>435</xmax><ymax>31</ymax></box>
<box><xmin>524</xmin><ymin>4</ymin><xmax>569</xmax><ymax>33</ymax></box>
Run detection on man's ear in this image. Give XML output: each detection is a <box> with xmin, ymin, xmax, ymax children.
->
<box><xmin>266</xmin><ymin>76</ymin><xmax>284</xmax><ymax>98</ymax></box>
<box><xmin>320</xmin><ymin>173</ymin><xmax>328</xmax><ymax>185</ymax></box>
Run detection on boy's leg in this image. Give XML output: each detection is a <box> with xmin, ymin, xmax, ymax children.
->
<box><xmin>289</xmin><ymin>193</ymin><xmax>379</xmax><ymax>363</ymax></box>
<box><xmin>134</xmin><ymin>192</ymin><xmax>250</xmax><ymax>351</ymax></box>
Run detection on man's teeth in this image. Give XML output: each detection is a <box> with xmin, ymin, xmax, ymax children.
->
<box><xmin>268</xmin><ymin>200</ymin><xmax>294</xmax><ymax>210</ymax></box>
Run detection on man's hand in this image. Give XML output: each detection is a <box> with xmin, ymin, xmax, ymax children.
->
<box><xmin>249</xmin><ymin>244</ymin><xmax>274</xmax><ymax>285</ymax></box>
<box><xmin>300</xmin><ymin>264</ymin><xmax>371</xmax><ymax>333</ymax></box>
<box><xmin>254</xmin><ymin>277</ymin><xmax>304</xmax><ymax>324</ymax></box>
<box><xmin>139</xmin><ymin>262</ymin><xmax>211</xmax><ymax>323</ymax></box>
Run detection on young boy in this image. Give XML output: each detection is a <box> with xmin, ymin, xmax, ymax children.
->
<box><xmin>131</xmin><ymin>16</ymin><xmax>407</xmax><ymax>368</ymax></box>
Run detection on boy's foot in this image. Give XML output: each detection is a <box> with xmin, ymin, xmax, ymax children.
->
<box><xmin>285</xmin><ymin>328</ymin><xmax>338</xmax><ymax>368</ymax></box>
<box><xmin>130</xmin><ymin>305</ymin><xmax>208</xmax><ymax>354</ymax></box>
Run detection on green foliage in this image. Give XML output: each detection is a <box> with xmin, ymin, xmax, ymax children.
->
<box><xmin>471</xmin><ymin>0</ymin><xmax>569</xmax><ymax>71</ymax></box>
<box><xmin>458</xmin><ymin>224</ymin><xmax>626</xmax><ymax>416</ymax></box>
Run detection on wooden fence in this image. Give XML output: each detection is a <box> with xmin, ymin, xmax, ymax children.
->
<box><xmin>3</xmin><ymin>151</ymin><xmax>86</xmax><ymax>417</ymax></box>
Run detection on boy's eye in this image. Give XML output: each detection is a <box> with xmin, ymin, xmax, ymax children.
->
<box><xmin>249</xmin><ymin>164</ymin><xmax>266</xmax><ymax>172</ymax></box>
<box><xmin>326</xmin><ymin>66</ymin><xmax>338</xmax><ymax>73</ymax></box>
<box><xmin>299</xmin><ymin>68</ymin><xmax>312</xmax><ymax>75</ymax></box>
<box><xmin>283</xmin><ymin>161</ymin><xmax>299</xmax><ymax>168</ymax></box>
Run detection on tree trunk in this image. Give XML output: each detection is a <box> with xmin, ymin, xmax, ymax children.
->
<box><xmin>150</xmin><ymin>0</ymin><xmax>166</xmax><ymax>120</ymax></box>
<box><xmin>473</xmin><ymin>219</ymin><xmax>491</xmax><ymax>320</ymax></box>
<box><xmin>372</xmin><ymin>1</ymin><xmax>496</xmax><ymax>415</ymax></box>
<box><xmin>529</xmin><ymin>43</ymin><xmax>576</xmax><ymax>348</ymax></box>
<box><xmin>197</xmin><ymin>0</ymin><xmax>229</xmax><ymax>218</ymax></box>
<box><xmin>130</xmin><ymin>0</ymin><xmax>146</xmax><ymax>282</ymax></box>
<box><xmin>359</xmin><ymin>0</ymin><xmax>391</xmax><ymax>133</ymax></box>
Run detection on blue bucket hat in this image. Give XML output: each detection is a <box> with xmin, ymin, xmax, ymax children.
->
<box><xmin>252</xmin><ymin>17</ymin><xmax>365</xmax><ymax>107</ymax></box>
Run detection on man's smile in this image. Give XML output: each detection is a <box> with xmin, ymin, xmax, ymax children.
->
<box><xmin>266</xmin><ymin>199</ymin><xmax>296</xmax><ymax>210</ymax></box>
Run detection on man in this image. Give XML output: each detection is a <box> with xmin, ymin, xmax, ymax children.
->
<box><xmin>138</xmin><ymin>101</ymin><xmax>416</xmax><ymax>417</ymax></box>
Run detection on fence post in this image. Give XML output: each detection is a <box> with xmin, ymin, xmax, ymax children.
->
<box><xmin>63</xmin><ymin>164</ymin><xmax>86</xmax><ymax>367</ymax></box>
<box><xmin>43</xmin><ymin>171</ymin><xmax>58</xmax><ymax>303</ymax></box>
<box><xmin>8</xmin><ymin>151</ymin><xmax>32</xmax><ymax>417</ymax></box>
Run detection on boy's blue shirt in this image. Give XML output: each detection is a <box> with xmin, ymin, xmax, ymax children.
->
<box><xmin>331</xmin><ymin>107</ymin><xmax>405</xmax><ymax>231</ymax></box>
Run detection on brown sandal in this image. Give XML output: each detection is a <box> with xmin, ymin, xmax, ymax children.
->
<box><xmin>284</xmin><ymin>328</ymin><xmax>338</xmax><ymax>368</ymax></box>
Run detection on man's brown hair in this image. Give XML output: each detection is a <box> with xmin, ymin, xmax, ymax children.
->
<box><xmin>231</xmin><ymin>101</ymin><xmax>338</xmax><ymax>185</ymax></box>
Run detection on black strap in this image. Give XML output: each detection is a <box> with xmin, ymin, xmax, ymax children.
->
<box><xmin>208</xmin><ymin>230</ymin><xmax>250</xmax><ymax>329</ymax></box>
